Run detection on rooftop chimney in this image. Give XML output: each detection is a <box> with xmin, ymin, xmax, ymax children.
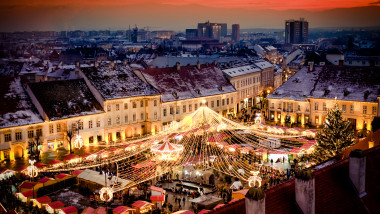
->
<box><xmin>94</xmin><ymin>60</ymin><xmax>98</xmax><ymax>68</ymax></box>
<box><xmin>110</xmin><ymin>61</ymin><xmax>115</xmax><ymax>69</ymax></box>
<box><xmin>245</xmin><ymin>188</ymin><xmax>265</xmax><ymax>214</ymax></box>
<box><xmin>123</xmin><ymin>59</ymin><xmax>127</xmax><ymax>65</ymax></box>
<box><xmin>213</xmin><ymin>60</ymin><xmax>217</xmax><ymax>66</ymax></box>
<box><xmin>196</xmin><ymin>61</ymin><xmax>201</xmax><ymax>69</ymax></box>
<box><xmin>308</xmin><ymin>61</ymin><xmax>314</xmax><ymax>72</ymax></box>
<box><xmin>295</xmin><ymin>170</ymin><xmax>315</xmax><ymax>214</ymax></box>
<box><xmin>176</xmin><ymin>62</ymin><xmax>180</xmax><ymax>71</ymax></box>
<box><xmin>75</xmin><ymin>61</ymin><xmax>80</xmax><ymax>68</ymax></box>
<box><xmin>349</xmin><ymin>149</ymin><xmax>367</xmax><ymax>198</ymax></box>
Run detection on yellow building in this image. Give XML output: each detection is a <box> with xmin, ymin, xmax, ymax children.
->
<box><xmin>267</xmin><ymin>65</ymin><xmax>379</xmax><ymax>130</ymax></box>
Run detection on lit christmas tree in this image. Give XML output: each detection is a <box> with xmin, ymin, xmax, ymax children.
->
<box><xmin>311</xmin><ymin>103</ymin><xmax>354</xmax><ymax>162</ymax></box>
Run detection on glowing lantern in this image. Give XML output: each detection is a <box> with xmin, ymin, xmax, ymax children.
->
<box><xmin>74</xmin><ymin>135</ymin><xmax>83</xmax><ymax>149</ymax></box>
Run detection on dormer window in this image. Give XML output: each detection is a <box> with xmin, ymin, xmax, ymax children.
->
<box><xmin>172</xmin><ymin>91</ymin><xmax>178</xmax><ymax>99</ymax></box>
<box><xmin>195</xmin><ymin>89</ymin><xmax>201</xmax><ymax>94</ymax></box>
<box><xmin>218</xmin><ymin>86</ymin><xmax>223</xmax><ymax>91</ymax></box>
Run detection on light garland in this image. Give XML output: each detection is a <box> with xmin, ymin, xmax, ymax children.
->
<box><xmin>74</xmin><ymin>135</ymin><xmax>84</xmax><ymax>149</ymax></box>
<box><xmin>27</xmin><ymin>159</ymin><xmax>38</xmax><ymax>178</ymax></box>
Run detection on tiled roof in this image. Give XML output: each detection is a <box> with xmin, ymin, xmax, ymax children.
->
<box><xmin>268</xmin><ymin>65</ymin><xmax>380</xmax><ymax>102</ymax></box>
<box><xmin>265</xmin><ymin>179</ymin><xmax>300</xmax><ymax>214</ymax></box>
<box><xmin>28</xmin><ymin>79</ymin><xmax>104</xmax><ymax>121</ymax></box>
<box><xmin>141</xmin><ymin>64</ymin><xmax>236</xmax><ymax>102</ymax></box>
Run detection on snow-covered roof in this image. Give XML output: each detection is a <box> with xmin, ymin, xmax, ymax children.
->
<box><xmin>78</xmin><ymin>169</ymin><xmax>131</xmax><ymax>189</ymax></box>
<box><xmin>268</xmin><ymin>65</ymin><xmax>380</xmax><ymax>102</ymax></box>
<box><xmin>81</xmin><ymin>63</ymin><xmax>160</xmax><ymax>100</ymax></box>
<box><xmin>141</xmin><ymin>64</ymin><xmax>236</xmax><ymax>102</ymax></box>
<box><xmin>28</xmin><ymin>79</ymin><xmax>104</xmax><ymax>121</ymax></box>
<box><xmin>222</xmin><ymin>65</ymin><xmax>261</xmax><ymax>78</ymax></box>
<box><xmin>147</xmin><ymin>56</ymin><xmax>241</xmax><ymax>68</ymax></box>
<box><xmin>0</xmin><ymin>77</ymin><xmax>43</xmax><ymax>129</ymax></box>
<box><xmin>254</xmin><ymin>60</ymin><xmax>274</xmax><ymax>70</ymax></box>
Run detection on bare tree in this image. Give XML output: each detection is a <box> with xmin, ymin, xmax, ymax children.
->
<box><xmin>66</xmin><ymin>129</ymin><xmax>74</xmax><ymax>154</ymax></box>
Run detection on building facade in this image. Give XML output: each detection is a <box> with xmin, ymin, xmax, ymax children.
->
<box><xmin>231</xmin><ymin>24</ymin><xmax>240</xmax><ymax>43</ymax></box>
<box><xmin>285</xmin><ymin>18</ymin><xmax>309</xmax><ymax>44</ymax></box>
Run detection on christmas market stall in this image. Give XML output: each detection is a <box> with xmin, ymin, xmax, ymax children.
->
<box><xmin>45</xmin><ymin>201</ymin><xmax>64</xmax><ymax>214</ymax></box>
<box><xmin>32</xmin><ymin>196</ymin><xmax>51</xmax><ymax>209</ymax></box>
<box><xmin>112</xmin><ymin>206</ymin><xmax>135</xmax><ymax>214</ymax></box>
<box><xmin>131</xmin><ymin>200</ymin><xmax>153</xmax><ymax>214</ymax></box>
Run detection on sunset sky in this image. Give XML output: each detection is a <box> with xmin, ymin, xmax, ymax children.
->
<box><xmin>0</xmin><ymin>0</ymin><xmax>379</xmax><ymax>31</ymax></box>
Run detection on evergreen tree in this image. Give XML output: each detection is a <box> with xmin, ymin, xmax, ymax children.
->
<box><xmin>311</xmin><ymin>103</ymin><xmax>354</xmax><ymax>162</ymax></box>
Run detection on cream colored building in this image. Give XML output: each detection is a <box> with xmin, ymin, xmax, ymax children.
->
<box><xmin>267</xmin><ymin>65</ymin><xmax>379</xmax><ymax>130</ymax></box>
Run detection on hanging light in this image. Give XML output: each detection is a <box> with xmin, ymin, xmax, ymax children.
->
<box><xmin>27</xmin><ymin>159</ymin><xmax>38</xmax><ymax>178</ymax></box>
<box><xmin>248</xmin><ymin>171</ymin><xmax>262</xmax><ymax>187</ymax></box>
<box><xmin>74</xmin><ymin>135</ymin><xmax>84</xmax><ymax>149</ymax></box>
<box><xmin>99</xmin><ymin>187</ymin><xmax>113</xmax><ymax>202</ymax></box>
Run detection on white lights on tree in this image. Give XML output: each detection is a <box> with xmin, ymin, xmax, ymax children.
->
<box><xmin>27</xmin><ymin>159</ymin><xmax>38</xmax><ymax>178</ymax></box>
<box><xmin>74</xmin><ymin>135</ymin><xmax>84</xmax><ymax>149</ymax></box>
<box><xmin>248</xmin><ymin>171</ymin><xmax>262</xmax><ymax>187</ymax></box>
<box><xmin>99</xmin><ymin>187</ymin><xmax>113</xmax><ymax>202</ymax></box>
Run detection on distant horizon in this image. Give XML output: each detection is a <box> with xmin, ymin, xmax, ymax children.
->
<box><xmin>0</xmin><ymin>3</ymin><xmax>380</xmax><ymax>32</ymax></box>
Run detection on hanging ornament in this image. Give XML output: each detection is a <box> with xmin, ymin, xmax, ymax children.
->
<box><xmin>27</xmin><ymin>159</ymin><xmax>38</xmax><ymax>178</ymax></box>
<box><xmin>248</xmin><ymin>171</ymin><xmax>262</xmax><ymax>187</ymax></box>
<box><xmin>74</xmin><ymin>135</ymin><xmax>84</xmax><ymax>149</ymax></box>
<box><xmin>100</xmin><ymin>187</ymin><xmax>113</xmax><ymax>202</ymax></box>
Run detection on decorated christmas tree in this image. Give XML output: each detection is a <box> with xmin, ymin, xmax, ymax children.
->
<box><xmin>311</xmin><ymin>103</ymin><xmax>354</xmax><ymax>162</ymax></box>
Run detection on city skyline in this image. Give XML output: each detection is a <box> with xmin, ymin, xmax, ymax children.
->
<box><xmin>0</xmin><ymin>2</ymin><xmax>380</xmax><ymax>32</ymax></box>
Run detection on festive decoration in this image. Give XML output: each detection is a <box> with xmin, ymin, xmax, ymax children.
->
<box><xmin>311</xmin><ymin>103</ymin><xmax>354</xmax><ymax>162</ymax></box>
<box><xmin>150</xmin><ymin>141</ymin><xmax>184</xmax><ymax>161</ymax></box>
<box><xmin>74</xmin><ymin>135</ymin><xmax>83</xmax><ymax>149</ymax></box>
<box><xmin>254</xmin><ymin>113</ymin><xmax>262</xmax><ymax>124</ymax></box>
<box><xmin>27</xmin><ymin>159</ymin><xmax>38</xmax><ymax>178</ymax></box>
<box><xmin>248</xmin><ymin>171</ymin><xmax>262</xmax><ymax>187</ymax></box>
<box><xmin>99</xmin><ymin>187</ymin><xmax>113</xmax><ymax>202</ymax></box>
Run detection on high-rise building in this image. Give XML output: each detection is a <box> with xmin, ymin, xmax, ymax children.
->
<box><xmin>232</xmin><ymin>24</ymin><xmax>240</xmax><ymax>43</ymax></box>
<box><xmin>197</xmin><ymin>21</ymin><xmax>223</xmax><ymax>41</ymax></box>
<box><xmin>219</xmin><ymin>23</ymin><xmax>227</xmax><ymax>37</ymax></box>
<box><xmin>185</xmin><ymin>29</ymin><xmax>198</xmax><ymax>39</ymax></box>
<box><xmin>285</xmin><ymin>18</ymin><xmax>308</xmax><ymax>44</ymax></box>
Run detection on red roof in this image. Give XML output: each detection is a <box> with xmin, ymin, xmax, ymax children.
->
<box><xmin>48</xmin><ymin>159</ymin><xmax>62</xmax><ymax>165</ymax></box>
<box><xmin>72</xmin><ymin>170</ymin><xmax>83</xmax><ymax>176</ymax></box>
<box><xmin>173</xmin><ymin>211</ymin><xmax>194</xmax><ymax>214</ymax></box>
<box><xmin>113</xmin><ymin>206</ymin><xmax>135</xmax><ymax>213</ymax></box>
<box><xmin>19</xmin><ymin>181</ymin><xmax>37</xmax><ymax>189</ymax></box>
<box><xmin>131</xmin><ymin>200</ymin><xmax>153</xmax><ymax>208</ymax></box>
<box><xmin>94</xmin><ymin>207</ymin><xmax>106</xmax><ymax>214</ymax></box>
<box><xmin>213</xmin><ymin>204</ymin><xmax>226</xmax><ymax>210</ymax></box>
<box><xmin>47</xmin><ymin>201</ymin><xmax>64</xmax><ymax>209</ymax></box>
<box><xmin>81</xmin><ymin>153</ymin><xmax>92</xmax><ymax>158</ymax></box>
<box><xmin>34</xmin><ymin>163</ymin><xmax>46</xmax><ymax>168</ymax></box>
<box><xmin>64</xmin><ymin>154</ymin><xmax>79</xmax><ymax>161</ymax></box>
<box><xmin>109</xmin><ymin>147</ymin><xmax>121</xmax><ymax>152</ymax></box>
<box><xmin>61</xmin><ymin>206</ymin><xmax>78</xmax><ymax>214</ymax></box>
<box><xmin>21</xmin><ymin>191</ymin><xmax>34</xmax><ymax>197</ymax></box>
<box><xmin>81</xmin><ymin>207</ymin><xmax>95</xmax><ymax>214</ymax></box>
<box><xmin>229</xmin><ymin>199</ymin><xmax>240</xmax><ymax>204</ymax></box>
<box><xmin>150</xmin><ymin>195</ymin><xmax>165</xmax><ymax>202</ymax></box>
<box><xmin>17</xmin><ymin>166</ymin><xmax>27</xmax><ymax>172</ymax></box>
<box><xmin>38</xmin><ymin>177</ymin><xmax>52</xmax><ymax>183</ymax></box>
<box><xmin>255</xmin><ymin>148</ymin><xmax>266</xmax><ymax>153</ymax></box>
<box><xmin>56</xmin><ymin>173</ymin><xmax>69</xmax><ymax>179</ymax></box>
<box><xmin>197</xmin><ymin>210</ymin><xmax>211</xmax><ymax>214</ymax></box>
<box><xmin>36</xmin><ymin>196</ymin><xmax>51</xmax><ymax>204</ymax></box>
<box><xmin>150</xmin><ymin>186</ymin><xmax>164</xmax><ymax>193</ymax></box>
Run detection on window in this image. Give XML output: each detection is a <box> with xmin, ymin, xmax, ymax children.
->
<box><xmin>4</xmin><ymin>133</ymin><xmax>11</xmax><ymax>142</ymax></box>
<box><xmin>189</xmin><ymin>104</ymin><xmax>192</xmax><ymax>112</ymax></box>
<box><xmin>125</xmin><ymin>115</ymin><xmax>128</xmax><ymax>123</ymax></box>
<box><xmin>116</xmin><ymin>104</ymin><xmax>120</xmax><ymax>111</ymax></box>
<box><xmin>176</xmin><ymin>106</ymin><xmax>180</xmax><ymax>114</ymax></box>
<box><xmin>271</xmin><ymin>103</ymin><xmax>274</xmax><ymax>109</ymax></box>
<box><xmin>124</xmin><ymin>103</ymin><xmax>128</xmax><ymax>110</ymax></box>
<box><xmin>133</xmin><ymin>114</ymin><xmax>136</xmax><ymax>122</ymax></box>
<box><xmin>373</xmin><ymin>106</ymin><xmax>377</xmax><ymax>115</ymax></box>
<box><xmin>140</xmin><ymin>100</ymin><xmax>144</xmax><ymax>107</ymax></box>
<box><xmin>231</xmin><ymin>97</ymin><xmax>233</xmax><ymax>104</ymax></box>
<box><xmin>154</xmin><ymin>100</ymin><xmax>157</xmax><ymax>106</ymax></box>
<box><xmin>363</xmin><ymin>106</ymin><xmax>367</xmax><ymax>114</ymax></box>
<box><xmin>146</xmin><ymin>113</ymin><xmax>148</xmax><ymax>120</ymax></box>
<box><xmin>227</xmin><ymin>98</ymin><xmax>229</xmax><ymax>105</ymax></box>
<box><xmin>323</xmin><ymin>102</ymin><xmax>327</xmax><ymax>111</ymax></box>
<box><xmin>222</xmin><ymin>99</ymin><xmax>225</xmax><ymax>106</ymax></box>
<box><xmin>15</xmin><ymin>132</ymin><xmax>22</xmax><ymax>141</ymax></box>
<box><xmin>96</xmin><ymin>120</ymin><xmax>101</xmax><ymax>127</ymax></box>
<box><xmin>71</xmin><ymin>123</ymin><xmax>77</xmax><ymax>131</ymax></box>
<box><xmin>278</xmin><ymin>103</ymin><xmax>281</xmax><ymax>109</ymax></box>
<box><xmin>217</xmin><ymin>100</ymin><xmax>220</xmax><ymax>107</ymax></box>
<box><xmin>195</xmin><ymin>104</ymin><xmax>198</xmax><ymax>110</ymax></box>
<box><xmin>107</xmin><ymin>104</ymin><xmax>111</xmax><ymax>112</ymax></box>
<box><xmin>108</xmin><ymin>118</ymin><xmax>111</xmax><ymax>126</ymax></box>
<box><xmin>306</xmin><ymin>107</ymin><xmax>310</xmax><ymax>112</ymax></box>
<box><xmin>36</xmin><ymin>129</ymin><xmax>42</xmax><ymax>137</ymax></box>
<box><xmin>183</xmin><ymin>105</ymin><xmax>186</xmax><ymax>113</ymax></box>
<box><xmin>141</xmin><ymin>113</ymin><xmax>144</xmax><ymax>120</ymax></box>
<box><xmin>315</xmin><ymin>116</ymin><xmax>319</xmax><ymax>124</ymax></box>
<box><xmin>145</xmin><ymin>100</ymin><xmax>148</xmax><ymax>106</ymax></box>
<box><xmin>28</xmin><ymin>130</ymin><xmax>34</xmax><ymax>138</ymax></box>
<box><xmin>116</xmin><ymin>116</ymin><xmax>120</xmax><ymax>124</ymax></box>
<box><xmin>163</xmin><ymin>109</ymin><xmax>167</xmax><ymax>117</ymax></box>
<box><xmin>57</xmin><ymin>124</ymin><xmax>61</xmax><ymax>132</ymax></box>
<box><xmin>211</xmin><ymin>101</ymin><xmax>214</xmax><ymax>108</ymax></box>
<box><xmin>78</xmin><ymin>121</ymin><xmax>83</xmax><ymax>130</ymax></box>
<box><xmin>342</xmin><ymin>105</ymin><xmax>346</xmax><ymax>113</ymax></box>
<box><xmin>297</xmin><ymin>105</ymin><xmax>300</xmax><ymax>111</ymax></box>
<box><xmin>170</xmin><ymin>107</ymin><xmax>174</xmax><ymax>115</ymax></box>
<box><xmin>350</xmin><ymin>105</ymin><xmax>354</xmax><ymax>113</ymax></box>
<box><xmin>314</xmin><ymin>102</ymin><xmax>319</xmax><ymax>110</ymax></box>
<box><xmin>49</xmin><ymin>124</ymin><xmax>54</xmax><ymax>134</ymax></box>
<box><xmin>89</xmin><ymin>120</ymin><xmax>93</xmax><ymax>129</ymax></box>
<box><xmin>133</xmin><ymin>102</ymin><xmax>136</xmax><ymax>108</ymax></box>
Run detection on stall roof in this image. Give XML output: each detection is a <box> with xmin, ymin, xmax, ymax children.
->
<box><xmin>131</xmin><ymin>200</ymin><xmax>153</xmax><ymax>208</ymax></box>
<box><xmin>47</xmin><ymin>201</ymin><xmax>64</xmax><ymax>209</ymax></box>
<box><xmin>77</xmin><ymin>169</ymin><xmax>131</xmax><ymax>189</ymax></box>
<box><xmin>36</xmin><ymin>196</ymin><xmax>51</xmax><ymax>204</ymax></box>
<box><xmin>113</xmin><ymin>206</ymin><xmax>135</xmax><ymax>213</ymax></box>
